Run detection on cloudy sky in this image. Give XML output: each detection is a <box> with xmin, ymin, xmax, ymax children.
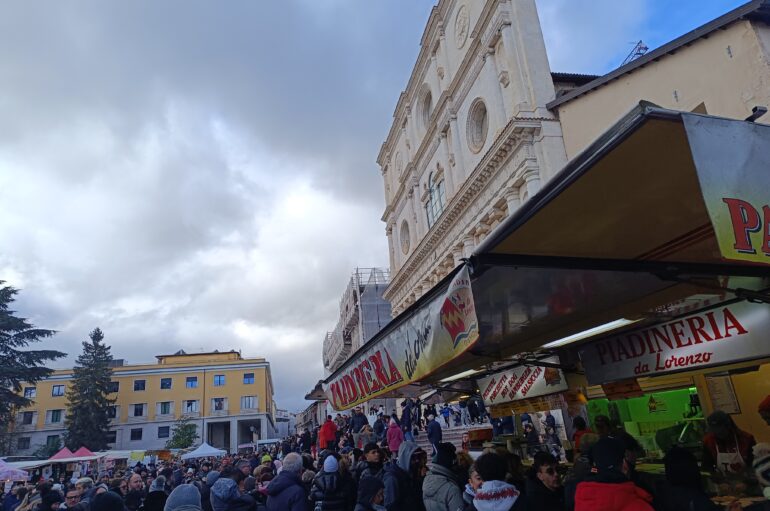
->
<box><xmin>0</xmin><ymin>0</ymin><xmax>744</xmax><ymax>412</ymax></box>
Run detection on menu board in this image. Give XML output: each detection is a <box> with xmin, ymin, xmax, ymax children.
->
<box><xmin>706</xmin><ymin>374</ymin><xmax>741</xmax><ymax>414</ymax></box>
<box><xmin>477</xmin><ymin>355</ymin><xmax>568</xmax><ymax>406</ymax></box>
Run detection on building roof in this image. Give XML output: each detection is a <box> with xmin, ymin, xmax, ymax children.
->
<box><xmin>547</xmin><ymin>0</ymin><xmax>770</xmax><ymax>109</ymax></box>
<box><xmin>551</xmin><ymin>72</ymin><xmax>600</xmax><ymax>85</ymax></box>
<box><xmin>155</xmin><ymin>349</ymin><xmax>241</xmax><ymax>360</ymax></box>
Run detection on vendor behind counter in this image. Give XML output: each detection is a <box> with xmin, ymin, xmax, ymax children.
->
<box><xmin>703</xmin><ymin>411</ymin><xmax>757</xmax><ymax>478</ymax></box>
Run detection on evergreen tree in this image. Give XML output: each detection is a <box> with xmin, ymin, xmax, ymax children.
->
<box><xmin>64</xmin><ymin>328</ymin><xmax>115</xmax><ymax>451</ymax></box>
<box><xmin>165</xmin><ymin>415</ymin><xmax>199</xmax><ymax>449</ymax></box>
<box><xmin>0</xmin><ymin>282</ymin><xmax>64</xmax><ymax>454</ymax></box>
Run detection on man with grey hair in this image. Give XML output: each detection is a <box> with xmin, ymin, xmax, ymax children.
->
<box><xmin>74</xmin><ymin>478</ymin><xmax>95</xmax><ymax>507</ymax></box>
<box><xmin>265</xmin><ymin>452</ymin><xmax>308</xmax><ymax>511</ymax></box>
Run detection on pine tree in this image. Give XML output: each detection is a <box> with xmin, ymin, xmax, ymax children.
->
<box><xmin>0</xmin><ymin>282</ymin><xmax>64</xmax><ymax>454</ymax></box>
<box><xmin>165</xmin><ymin>415</ymin><xmax>199</xmax><ymax>449</ymax></box>
<box><xmin>64</xmin><ymin>328</ymin><xmax>115</xmax><ymax>451</ymax></box>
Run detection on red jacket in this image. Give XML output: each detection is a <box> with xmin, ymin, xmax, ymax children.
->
<box><xmin>319</xmin><ymin>420</ymin><xmax>337</xmax><ymax>448</ymax></box>
<box><xmin>574</xmin><ymin>481</ymin><xmax>654</xmax><ymax>511</ymax></box>
<box><xmin>386</xmin><ymin>421</ymin><xmax>404</xmax><ymax>453</ymax></box>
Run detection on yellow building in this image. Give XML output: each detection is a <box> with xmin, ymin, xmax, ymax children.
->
<box><xmin>13</xmin><ymin>350</ymin><xmax>275</xmax><ymax>454</ymax></box>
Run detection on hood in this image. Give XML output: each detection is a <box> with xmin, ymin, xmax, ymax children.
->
<box><xmin>266</xmin><ymin>470</ymin><xmax>301</xmax><ymax>497</ymax></box>
<box><xmin>474</xmin><ymin>480</ymin><xmax>521</xmax><ymax>511</ymax></box>
<box><xmin>422</xmin><ymin>464</ymin><xmax>458</xmax><ymax>499</ymax></box>
<box><xmin>397</xmin><ymin>441</ymin><xmax>420</xmax><ymax>472</ymax></box>
<box><xmin>210</xmin><ymin>477</ymin><xmax>238</xmax><ymax>501</ymax></box>
<box><xmin>574</xmin><ymin>481</ymin><xmax>652</xmax><ymax>510</ymax></box>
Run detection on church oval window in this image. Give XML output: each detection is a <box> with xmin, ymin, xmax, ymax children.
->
<box><xmin>467</xmin><ymin>98</ymin><xmax>488</xmax><ymax>154</ymax></box>
<box><xmin>400</xmin><ymin>221</ymin><xmax>411</xmax><ymax>255</ymax></box>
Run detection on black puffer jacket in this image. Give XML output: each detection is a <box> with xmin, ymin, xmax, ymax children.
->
<box><xmin>310</xmin><ymin>471</ymin><xmax>354</xmax><ymax>511</ymax></box>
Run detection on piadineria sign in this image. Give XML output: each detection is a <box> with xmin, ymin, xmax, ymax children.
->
<box><xmin>476</xmin><ymin>356</ymin><xmax>569</xmax><ymax>406</ymax></box>
<box><xmin>580</xmin><ymin>301</ymin><xmax>770</xmax><ymax>385</ymax></box>
<box><xmin>323</xmin><ymin>266</ymin><xmax>480</xmax><ymax>410</ymax></box>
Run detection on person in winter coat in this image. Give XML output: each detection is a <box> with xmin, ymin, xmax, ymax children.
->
<box><xmin>310</xmin><ymin>455</ymin><xmax>355</xmax><ymax>511</ymax></box>
<box><xmin>320</xmin><ymin>415</ymin><xmax>339</xmax><ymax>452</ymax></box>
<box><xmin>401</xmin><ymin>400</ymin><xmax>415</xmax><ymax>442</ymax></box>
<box><xmin>355</xmin><ymin>477</ymin><xmax>385</xmax><ymax>511</ymax></box>
<box><xmin>210</xmin><ymin>467</ymin><xmax>255</xmax><ymax>511</ymax></box>
<box><xmin>265</xmin><ymin>453</ymin><xmax>308</xmax><ymax>511</ymax></box>
<box><xmin>163</xmin><ymin>484</ymin><xmax>201</xmax><ymax>511</ymax></box>
<box><xmin>426</xmin><ymin>415</ymin><xmax>443</xmax><ymax>457</ymax></box>
<box><xmin>657</xmin><ymin>446</ymin><xmax>722</xmax><ymax>511</ymax></box>
<box><xmin>523</xmin><ymin>453</ymin><xmax>564</xmax><ymax>511</ymax></box>
<box><xmin>141</xmin><ymin>476</ymin><xmax>168</xmax><ymax>511</ymax></box>
<box><xmin>383</xmin><ymin>441</ymin><xmax>427</xmax><ymax>511</ymax></box>
<box><xmin>351</xmin><ymin>407</ymin><xmax>371</xmax><ymax>448</ymax></box>
<box><xmin>463</xmin><ymin>467</ymin><xmax>482</xmax><ymax>511</ymax></box>
<box><xmin>373</xmin><ymin>416</ymin><xmax>385</xmax><ymax>443</ymax></box>
<box><xmin>358</xmin><ymin>425</ymin><xmax>378</xmax><ymax>449</ymax></box>
<box><xmin>200</xmin><ymin>471</ymin><xmax>219</xmax><ymax>511</ymax></box>
<box><xmin>473</xmin><ymin>452</ymin><xmax>524</xmax><ymax>511</ymax></box>
<box><xmin>422</xmin><ymin>443</ymin><xmax>464</xmax><ymax>511</ymax></box>
<box><xmin>354</xmin><ymin>443</ymin><xmax>385</xmax><ymax>484</ymax></box>
<box><xmin>573</xmin><ymin>437</ymin><xmax>653</xmax><ymax>511</ymax></box>
<box><xmin>387</xmin><ymin>419</ymin><xmax>404</xmax><ymax>458</ymax></box>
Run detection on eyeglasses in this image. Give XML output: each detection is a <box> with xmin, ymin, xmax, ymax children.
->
<box><xmin>65</xmin><ymin>496</ymin><xmax>80</xmax><ymax>501</ymax></box>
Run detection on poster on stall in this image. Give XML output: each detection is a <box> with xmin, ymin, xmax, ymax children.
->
<box><xmin>580</xmin><ymin>301</ymin><xmax>770</xmax><ymax>385</ymax></box>
<box><xmin>477</xmin><ymin>355</ymin><xmax>569</xmax><ymax>407</ymax></box>
<box><xmin>323</xmin><ymin>266</ymin><xmax>480</xmax><ymax>410</ymax></box>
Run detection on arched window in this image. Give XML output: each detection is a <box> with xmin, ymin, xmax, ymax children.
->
<box><xmin>424</xmin><ymin>172</ymin><xmax>446</xmax><ymax>228</ymax></box>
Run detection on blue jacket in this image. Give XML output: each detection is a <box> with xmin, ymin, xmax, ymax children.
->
<box><xmin>427</xmin><ymin>419</ymin><xmax>442</xmax><ymax>445</ymax></box>
<box><xmin>266</xmin><ymin>470</ymin><xmax>308</xmax><ymax>511</ymax></box>
<box><xmin>400</xmin><ymin>403</ymin><xmax>413</xmax><ymax>430</ymax></box>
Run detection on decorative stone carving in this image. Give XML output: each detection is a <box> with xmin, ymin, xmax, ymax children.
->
<box><xmin>499</xmin><ymin>70</ymin><xmax>510</xmax><ymax>88</ymax></box>
<box><xmin>437</xmin><ymin>67</ymin><xmax>445</xmax><ymax>80</ymax></box>
<box><xmin>395</xmin><ymin>152</ymin><xmax>403</xmax><ymax>175</ymax></box>
<box><xmin>455</xmin><ymin>5</ymin><xmax>469</xmax><ymax>49</ymax></box>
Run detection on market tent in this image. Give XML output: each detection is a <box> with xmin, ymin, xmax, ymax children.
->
<box><xmin>319</xmin><ymin>103</ymin><xmax>770</xmax><ymax>410</ymax></box>
<box><xmin>72</xmin><ymin>447</ymin><xmax>94</xmax><ymax>457</ymax></box>
<box><xmin>180</xmin><ymin>442</ymin><xmax>225</xmax><ymax>460</ymax></box>
<box><xmin>49</xmin><ymin>447</ymin><xmax>75</xmax><ymax>460</ymax></box>
<box><xmin>0</xmin><ymin>460</ymin><xmax>29</xmax><ymax>481</ymax></box>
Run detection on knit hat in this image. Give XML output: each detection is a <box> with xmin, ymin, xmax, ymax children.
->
<box><xmin>150</xmin><ymin>475</ymin><xmax>166</xmax><ymax>492</ymax></box>
<box><xmin>474</xmin><ymin>480</ymin><xmax>520</xmax><ymax>511</ymax></box>
<box><xmin>164</xmin><ymin>484</ymin><xmax>201</xmax><ymax>511</ymax></box>
<box><xmin>205</xmin><ymin>471</ymin><xmax>220</xmax><ymax>487</ymax></box>
<box><xmin>591</xmin><ymin>437</ymin><xmax>626</xmax><ymax>472</ymax></box>
<box><xmin>91</xmin><ymin>491</ymin><xmax>126</xmax><ymax>511</ymax></box>
<box><xmin>434</xmin><ymin>442</ymin><xmax>456</xmax><ymax>469</ymax></box>
<box><xmin>261</xmin><ymin>454</ymin><xmax>272</xmax><ymax>464</ymax></box>
<box><xmin>357</xmin><ymin>476</ymin><xmax>384</xmax><ymax>505</ymax></box>
<box><xmin>323</xmin><ymin>455</ymin><xmax>339</xmax><ymax>473</ymax></box>
<box><xmin>363</xmin><ymin>442</ymin><xmax>379</xmax><ymax>454</ymax></box>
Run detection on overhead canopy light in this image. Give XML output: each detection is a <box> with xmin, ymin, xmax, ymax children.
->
<box><xmin>541</xmin><ymin>318</ymin><xmax>641</xmax><ymax>349</ymax></box>
<box><xmin>439</xmin><ymin>369</ymin><xmax>483</xmax><ymax>383</ymax></box>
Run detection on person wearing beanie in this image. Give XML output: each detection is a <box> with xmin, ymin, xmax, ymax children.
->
<box><xmin>142</xmin><ymin>475</ymin><xmax>168</xmax><ymax>511</ymax></box>
<box><xmin>356</xmin><ymin>476</ymin><xmax>385</xmax><ymax>511</ymax></box>
<box><xmin>422</xmin><ymin>442</ymin><xmax>463</xmax><ymax>511</ymax></box>
<box><xmin>309</xmin><ymin>454</ymin><xmax>354</xmax><ymax>511</ymax></box>
<box><xmin>473</xmin><ymin>452</ymin><xmax>523</xmax><ymax>511</ymax></box>
<box><xmin>40</xmin><ymin>490</ymin><xmax>64</xmax><ymax>511</ymax></box>
<box><xmin>573</xmin><ymin>437</ymin><xmax>653</xmax><ymax>511</ymax></box>
<box><xmin>386</xmin><ymin>417</ymin><xmax>404</xmax><ymax>457</ymax></box>
<box><xmin>164</xmin><ymin>484</ymin><xmax>201</xmax><ymax>511</ymax></box>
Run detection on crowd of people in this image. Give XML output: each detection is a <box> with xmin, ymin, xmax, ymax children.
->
<box><xmin>6</xmin><ymin>405</ymin><xmax>770</xmax><ymax>511</ymax></box>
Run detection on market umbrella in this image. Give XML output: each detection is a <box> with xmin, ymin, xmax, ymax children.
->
<box><xmin>0</xmin><ymin>460</ymin><xmax>29</xmax><ymax>481</ymax></box>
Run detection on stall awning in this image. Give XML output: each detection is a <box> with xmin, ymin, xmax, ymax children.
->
<box><xmin>320</xmin><ymin>103</ymin><xmax>770</xmax><ymax>411</ymax></box>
